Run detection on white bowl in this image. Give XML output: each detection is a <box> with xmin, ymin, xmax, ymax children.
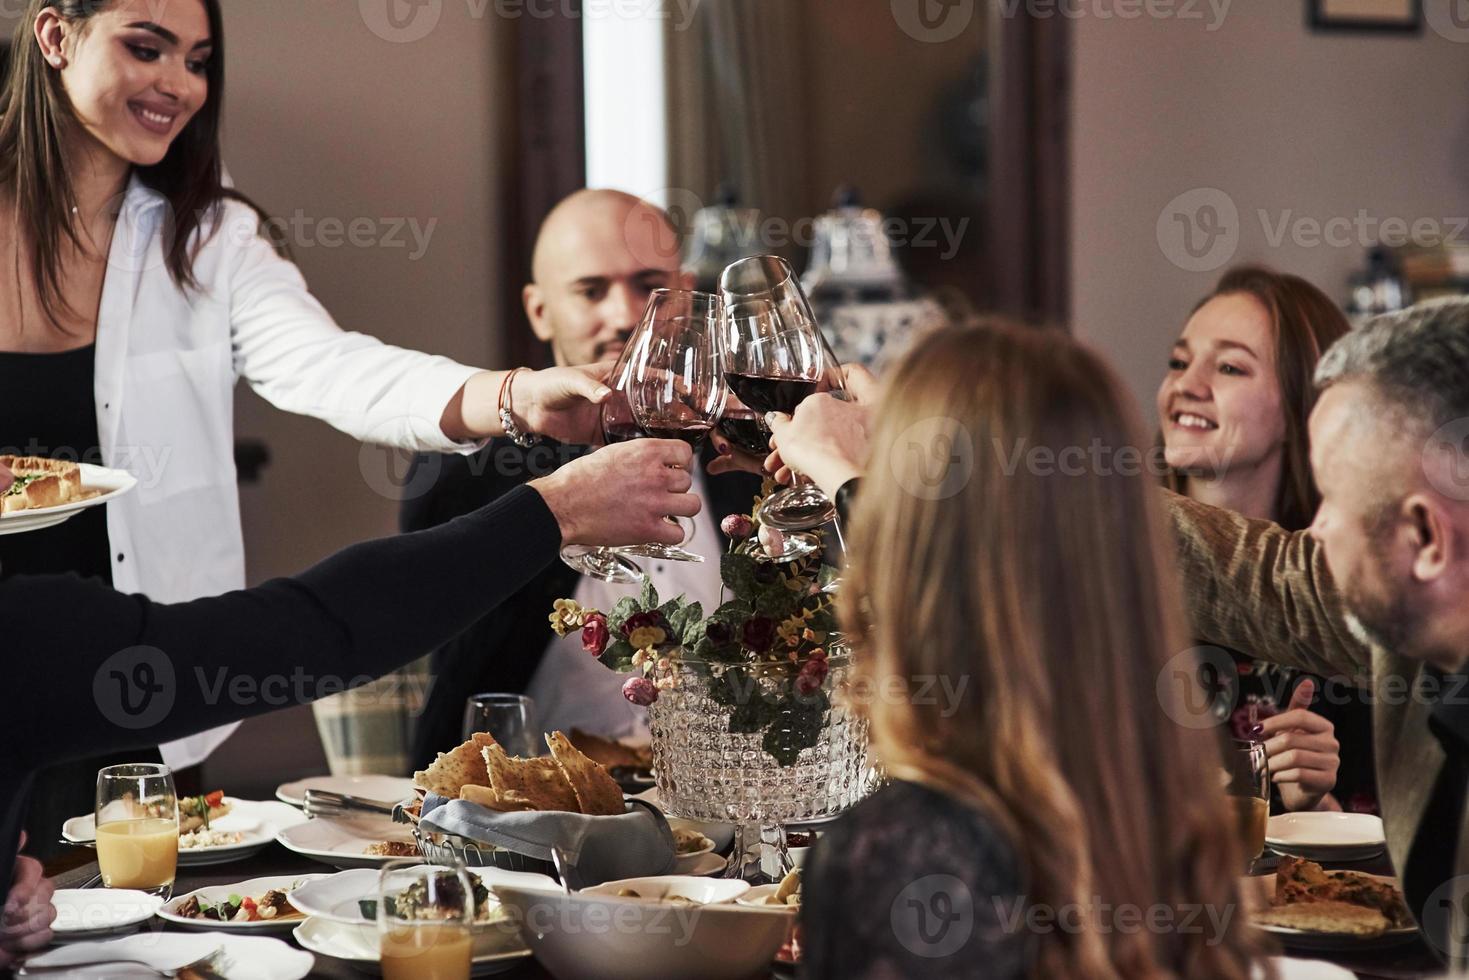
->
<box><xmin>493</xmin><ymin>884</ymin><xmax>789</xmax><ymax>980</ymax></box>
<box><xmin>579</xmin><ymin>875</ymin><xmax>749</xmax><ymax>904</ymax></box>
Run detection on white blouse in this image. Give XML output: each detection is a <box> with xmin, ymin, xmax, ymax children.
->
<box><xmin>96</xmin><ymin>177</ymin><xmax>481</xmax><ymax>767</ymax></box>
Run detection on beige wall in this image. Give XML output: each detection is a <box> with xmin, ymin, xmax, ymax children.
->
<box><xmin>224</xmin><ymin>2</ymin><xmax>513</xmax><ymax>586</ymax></box>
<box><xmin>1071</xmin><ymin>3</ymin><xmax>1469</xmax><ymax>420</ymax></box>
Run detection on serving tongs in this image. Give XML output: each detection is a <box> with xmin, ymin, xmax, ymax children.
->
<box><xmin>302</xmin><ymin>788</ymin><xmax>400</xmax><ymax>820</ymax></box>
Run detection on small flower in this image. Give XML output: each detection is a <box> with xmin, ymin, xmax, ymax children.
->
<box><xmin>705</xmin><ymin>621</ymin><xmax>733</xmax><ymax>646</ymax></box>
<box><xmin>656</xmin><ymin>675</ymin><xmax>676</xmax><ymax>691</ymax></box>
<box><xmin>628</xmin><ymin>625</ymin><xmax>667</xmax><ymax>649</ymax></box>
<box><xmin>622</xmin><ymin>610</ymin><xmax>666</xmax><ymax>637</ymax></box>
<box><xmin>757</xmin><ymin>524</ymin><xmax>785</xmax><ymax>561</ymax></box>
<box><xmin>796</xmin><ymin>657</ymin><xmax>829</xmax><ymax>695</ymax></box>
<box><xmin>657</xmin><ymin>657</ymin><xmax>671</xmax><ymax>670</ymax></box>
<box><xmin>549</xmin><ymin>598</ymin><xmax>588</xmax><ymax>636</ymax></box>
<box><xmin>581</xmin><ymin>612</ymin><xmax>609</xmax><ymax>657</ymax></box>
<box><xmin>721</xmin><ymin>514</ymin><xmax>755</xmax><ymax>540</ymax></box>
<box><xmin>622</xmin><ymin>675</ymin><xmax>658</xmax><ymax>706</ymax></box>
<box><xmin>631</xmin><ymin>649</ymin><xmax>650</xmax><ymax>668</ymax></box>
<box><xmin>742</xmin><ymin>616</ymin><xmax>778</xmax><ymax>653</ymax></box>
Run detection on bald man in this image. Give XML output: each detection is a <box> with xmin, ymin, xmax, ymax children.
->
<box><xmin>401</xmin><ymin>191</ymin><xmax>761</xmax><ymax>767</ymax></box>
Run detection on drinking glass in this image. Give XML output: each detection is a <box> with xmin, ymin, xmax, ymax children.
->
<box><xmin>621</xmin><ymin>289</ymin><xmax>728</xmax><ymax>563</ymax></box>
<box><xmin>462</xmin><ymin>693</ymin><xmax>539</xmax><ymax>757</ymax></box>
<box><xmin>377</xmin><ymin>860</ymin><xmax>476</xmax><ymax>980</ymax></box>
<box><xmin>95</xmin><ymin>763</ymin><xmax>178</xmax><ymax>898</ymax></box>
<box><xmin>718</xmin><ymin>255</ymin><xmax>845</xmax><ymax>560</ymax></box>
<box><xmin>1226</xmin><ymin>739</ymin><xmax>1270</xmax><ymax>871</ymax></box>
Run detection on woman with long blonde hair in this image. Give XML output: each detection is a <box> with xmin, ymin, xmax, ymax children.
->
<box><xmin>786</xmin><ymin>322</ymin><xmax>1262</xmax><ymax>978</ymax></box>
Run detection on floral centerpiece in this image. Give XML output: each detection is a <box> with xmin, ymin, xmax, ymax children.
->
<box><xmin>549</xmin><ymin>490</ymin><xmax>842</xmax><ymax>767</ymax></box>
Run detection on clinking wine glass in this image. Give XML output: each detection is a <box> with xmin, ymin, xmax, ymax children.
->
<box><xmin>718</xmin><ymin>255</ymin><xmax>845</xmax><ymax>561</ymax></box>
<box><xmin>622</xmin><ymin>288</ymin><xmax>728</xmax><ymax>562</ymax></box>
<box><xmin>95</xmin><ymin>763</ymin><xmax>178</xmax><ymax>899</ymax></box>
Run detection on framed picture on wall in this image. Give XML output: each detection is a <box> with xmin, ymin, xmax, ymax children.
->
<box><xmin>1309</xmin><ymin>0</ymin><xmax>1423</xmax><ymax>32</ymax></box>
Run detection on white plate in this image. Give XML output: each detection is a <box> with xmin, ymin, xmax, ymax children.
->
<box><xmin>63</xmin><ymin>799</ymin><xmax>307</xmax><ymax>867</ymax></box>
<box><xmin>49</xmin><ymin>890</ymin><xmax>163</xmax><ymax>941</ymax></box>
<box><xmin>157</xmin><ymin>874</ymin><xmax>330</xmax><ymax>932</ymax></box>
<box><xmin>0</xmin><ymin>463</ymin><xmax>136</xmax><ymax>536</ymax></box>
<box><xmin>275</xmin><ymin>817</ymin><xmax>421</xmax><ymax>870</ymax></box>
<box><xmin>1266</xmin><ymin>812</ymin><xmax>1387</xmax><ymax>862</ymax></box>
<box><xmin>275</xmin><ymin>775</ymin><xmax>416</xmax><ymax>809</ymax></box>
<box><xmin>1247</xmin><ymin>872</ymin><xmax>1418</xmax><ymax>952</ymax></box>
<box><xmin>675</xmin><ymin>851</ymin><xmax>729</xmax><ymax>876</ymax></box>
<box><xmin>19</xmin><ymin>933</ymin><xmax>313</xmax><ymax>979</ymax></box>
<box><xmin>294</xmin><ymin>917</ymin><xmax>531</xmax><ymax>976</ymax></box>
<box><xmin>735</xmin><ymin>884</ymin><xmax>799</xmax><ymax>912</ymax></box>
<box><xmin>291</xmin><ymin>866</ymin><xmax>556</xmax><ymax>928</ymax></box>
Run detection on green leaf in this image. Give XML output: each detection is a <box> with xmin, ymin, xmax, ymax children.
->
<box><xmin>670</xmin><ymin>602</ymin><xmax>704</xmax><ymax>646</ymax></box>
<box><xmin>639</xmin><ymin>577</ymin><xmax>660</xmax><ymax>610</ymax></box>
<box><xmin>729</xmin><ymin>696</ymin><xmax>776</xmax><ymax>734</ymax></box>
<box><xmin>710</xmin><ymin>599</ymin><xmax>752</xmax><ymax>624</ymax></box>
<box><xmin>599</xmin><ymin>639</ymin><xmax>636</xmax><ymax>671</ymax></box>
<box><xmin>720</xmin><ymin>552</ymin><xmax>761</xmax><ymax>602</ymax></box>
<box><xmin>608</xmin><ymin>596</ymin><xmax>639</xmax><ymax>635</ymax></box>
<box><xmin>754</xmin><ymin>587</ymin><xmax>797</xmax><ymax>622</ymax></box>
<box><xmin>707</xmin><ymin>667</ymin><xmax>755</xmax><ymax>707</ymax></box>
<box><xmin>808</xmin><ymin>604</ymin><xmax>839</xmax><ymax>636</ymax></box>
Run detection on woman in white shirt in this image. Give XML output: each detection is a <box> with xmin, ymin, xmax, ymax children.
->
<box><xmin>0</xmin><ymin>0</ymin><xmax>620</xmax><ymax>849</ymax></box>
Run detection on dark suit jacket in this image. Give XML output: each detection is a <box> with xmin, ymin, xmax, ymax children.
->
<box><xmin>402</xmin><ymin>438</ymin><xmax>761</xmax><ymax>769</ymax></box>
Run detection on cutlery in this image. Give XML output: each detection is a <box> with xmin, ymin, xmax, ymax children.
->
<box><xmin>302</xmin><ymin>789</ymin><xmax>397</xmax><ymax>819</ymax></box>
<box><xmin>550</xmin><ymin>846</ymin><xmax>583</xmax><ymax>893</ymax></box>
<box><xmin>19</xmin><ymin>943</ymin><xmax>223</xmax><ymax>976</ymax></box>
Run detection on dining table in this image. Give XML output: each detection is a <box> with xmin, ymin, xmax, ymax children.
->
<box><xmin>39</xmin><ymin>834</ymin><xmax>1444</xmax><ymax>979</ymax></box>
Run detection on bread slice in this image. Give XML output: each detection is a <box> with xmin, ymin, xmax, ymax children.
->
<box><xmin>482</xmin><ymin>742</ymin><xmax>580</xmax><ymax>812</ymax></box>
<box><xmin>546</xmin><ymin>730</ymin><xmax>626</xmax><ymax>816</ymax></box>
<box><xmin>412</xmin><ymin>732</ymin><xmax>496</xmax><ymax>798</ymax></box>
<box><xmin>1255</xmin><ymin>901</ymin><xmax>1390</xmax><ymax>936</ymax></box>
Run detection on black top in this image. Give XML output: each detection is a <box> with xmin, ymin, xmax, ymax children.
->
<box><xmin>0</xmin><ymin>345</ymin><xmax>112</xmax><ymax>583</ymax></box>
<box><xmin>1403</xmin><ymin>668</ymin><xmax>1469</xmax><ymax>963</ymax></box>
<box><xmin>801</xmin><ymin>780</ymin><xmax>1027</xmax><ymax>979</ymax></box>
<box><xmin>0</xmin><ymin>484</ymin><xmax>562</xmax><ymax>905</ymax></box>
<box><xmin>400</xmin><ymin>439</ymin><xmax>762</xmax><ymax>770</ymax></box>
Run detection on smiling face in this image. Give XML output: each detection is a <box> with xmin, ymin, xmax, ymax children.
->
<box><xmin>42</xmin><ymin>0</ymin><xmax>213</xmax><ymax>168</ymax></box>
<box><xmin>1156</xmin><ymin>292</ymin><xmax>1286</xmax><ymax>479</ymax></box>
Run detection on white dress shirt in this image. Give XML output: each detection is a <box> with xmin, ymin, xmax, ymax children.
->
<box><xmin>524</xmin><ymin>468</ymin><xmax>726</xmax><ymax>740</ymax></box>
<box><xmin>96</xmin><ymin>177</ymin><xmax>481</xmax><ymax>768</ymax></box>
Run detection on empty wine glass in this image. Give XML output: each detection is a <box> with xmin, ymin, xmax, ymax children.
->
<box><xmin>718</xmin><ymin>255</ymin><xmax>845</xmax><ymax>561</ymax></box>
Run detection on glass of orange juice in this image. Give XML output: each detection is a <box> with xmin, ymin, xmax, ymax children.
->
<box><xmin>1226</xmin><ymin>740</ymin><xmax>1270</xmax><ymax>872</ymax></box>
<box><xmin>377</xmin><ymin>861</ymin><xmax>475</xmax><ymax>980</ymax></box>
<box><xmin>95</xmin><ymin>763</ymin><xmax>178</xmax><ymax>898</ymax></box>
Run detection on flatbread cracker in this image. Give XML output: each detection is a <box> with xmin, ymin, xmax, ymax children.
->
<box><xmin>546</xmin><ymin>730</ymin><xmax>626</xmax><ymax>816</ymax></box>
<box><xmin>413</xmin><ymin>732</ymin><xmax>496</xmax><ymax>798</ymax></box>
<box><xmin>482</xmin><ymin>742</ymin><xmax>581</xmax><ymax>812</ymax></box>
<box><xmin>460</xmin><ymin>784</ymin><xmax>536</xmax><ymax>812</ymax></box>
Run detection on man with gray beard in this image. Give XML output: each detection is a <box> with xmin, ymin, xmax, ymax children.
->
<box><xmin>1165</xmin><ymin>298</ymin><xmax>1469</xmax><ymax>968</ymax></box>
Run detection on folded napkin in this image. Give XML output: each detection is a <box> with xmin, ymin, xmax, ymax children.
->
<box><xmin>419</xmin><ymin>795</ymin><xmax>676</xmax><ymax>885</ymax></box>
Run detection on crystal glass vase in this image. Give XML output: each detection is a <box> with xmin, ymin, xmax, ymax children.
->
<box><xmin>648</xmin><ymin>652</ymin><xmax>871</xmax><ymax>880</ymax></box>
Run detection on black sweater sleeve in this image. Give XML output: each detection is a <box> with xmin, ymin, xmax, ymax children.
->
<box><xmin>0</xmin><ymin>485</ymin><xmax>561</xmax><ymax>898</ymax></box>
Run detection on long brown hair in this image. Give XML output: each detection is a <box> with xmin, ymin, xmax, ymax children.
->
<box><xmin>844</xmin><ymin>321</ymin><xmax>1261</xmax><ymax>978</ymax></box>
<box><xmin>1163</xmin><ymin>266</ymin><xmax>1350</xmax><ymax>531</ymax></box>
<box><xmin>0</xmin><ymin>0</ymin><xmax>249</xmax><ymax>330</ymax></box>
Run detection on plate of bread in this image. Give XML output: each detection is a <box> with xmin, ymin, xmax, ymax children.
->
<box><xmin>0</xmin><ymin>457</ymin><xmax>136</xmax><ymax>535</ymax></box>
<box><xmin>1248</xmin><ymin>856</ymin><xmax>1419</xmax><ymax>950</ymax></box>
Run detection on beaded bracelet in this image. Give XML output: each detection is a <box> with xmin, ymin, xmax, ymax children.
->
<box><xmin>497</xmin><ymin>368</ymin><xmax>539</xmax><ymax>448</ymax></box>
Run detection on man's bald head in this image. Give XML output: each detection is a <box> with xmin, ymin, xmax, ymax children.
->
<box><xmin>524</xmin><ymin>190</ymin><xmax>688</xmax><ymax>367</ymax></box>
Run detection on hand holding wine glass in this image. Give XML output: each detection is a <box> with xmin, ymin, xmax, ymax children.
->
<box><xmin>764</xmin><ymin>395</ymin><xmax>872</xmax><ymax>496</ymax></box>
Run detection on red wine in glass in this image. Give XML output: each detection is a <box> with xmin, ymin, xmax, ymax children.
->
<box><xmin>640</xmin><ymin>418</ymin><xmax>713</xmax><ymax>450</ymax></box>
<box><xmin>716</xmin><ymin>409</ymin><xmax>769</xmax><ymax>455</ymax></box>
<box><xmin>600</xmin><ymin>393</ymin><xmax>646</xmax><ymax>445</ymax></box>
<box><xmin>724</xmin><ymin>373</ymin><xmax>820</xmax><ymax>417</ymax></box>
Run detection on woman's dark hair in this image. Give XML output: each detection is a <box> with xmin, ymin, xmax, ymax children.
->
<box><xmin>0</xmin><ymin>0</ymin><xmax>251</xmax><ymax>331</ymax></box>
<box><xmin>1163</xmin><ymin>265</ymin><xmax>1351</xmax><ymax>531</ymax></box>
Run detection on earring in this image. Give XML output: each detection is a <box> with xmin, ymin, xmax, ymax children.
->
<box><xmin>50</xmin><ymin>55</ymin><xmax>66</xmax><ymax>68</ymax></box>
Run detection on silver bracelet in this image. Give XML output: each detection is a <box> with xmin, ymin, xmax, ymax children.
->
<box><xmin>497</xmin><ymin>368</ymin><xmax>539</xmax><ymax>448</ymax></box>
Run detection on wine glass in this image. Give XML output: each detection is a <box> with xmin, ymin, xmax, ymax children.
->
<box><xmin>718</xmin><ymin>255</ymin><xmax>845</xmax><ymax>560</ymax></box>
<box><xmin>557</xmin><ymin>331</ymin><xmax>653</xmax><ymax>584</ymax></box>
<box><xmin>462</xmin><ymin>693</ymin><xmax>539</xmax><ymax>756</ymax></box>
<box><xmin>621</xmin><ymin>288</ymin><xmax>728</xmax><ymax>563</ymax></box>
<box><xmin>377</xmin><ymin>860</ymin><xmax>476</xmax><ymax>980</ymax></box>
<box><xmin>95</xmin><ymin>763</ymin><xmax>178</xmax><ymax>899</ymax></box>
<box><xmin>1226</xmin><ymin>739</ymin><xmax>1269</xmax><ymax>872</ymax></box>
